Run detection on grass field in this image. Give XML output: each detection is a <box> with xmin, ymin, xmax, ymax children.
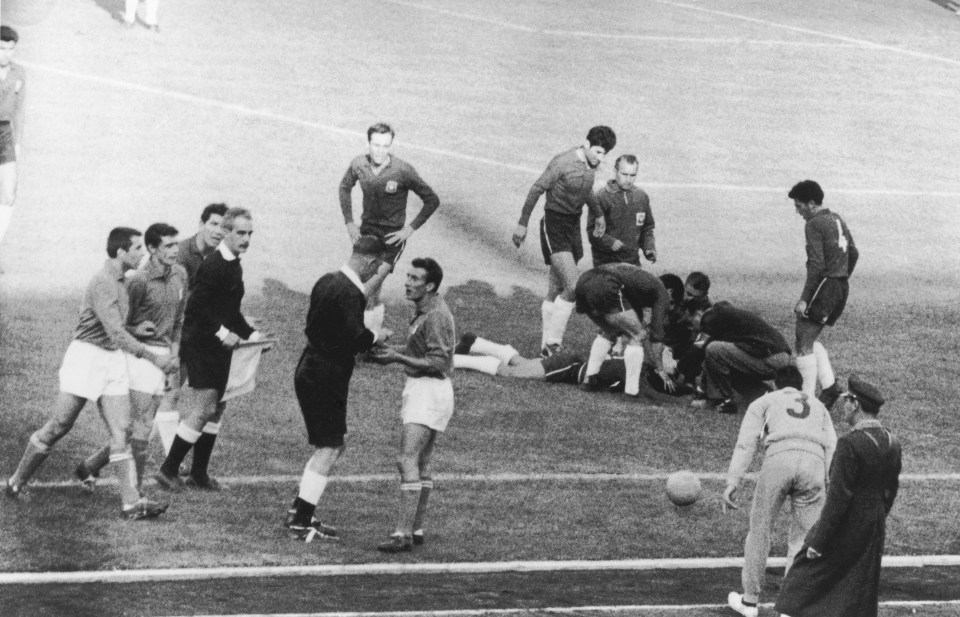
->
<box><xmin>1</xmin><ymin>0</ymin><xmax>960</xmax><ymax>615</ymax></box>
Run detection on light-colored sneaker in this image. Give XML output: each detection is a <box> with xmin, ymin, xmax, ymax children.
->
<box><xmin>727</xmin><ymin>591</ymin><xmax>758</xmax><ymax>617</ymax></box>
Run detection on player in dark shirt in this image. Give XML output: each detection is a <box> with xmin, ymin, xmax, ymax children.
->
<box><xmin>789</xmin><ymin>181</ymin><xmax>858</xmax><ymax>407</ymax></box>
<box><xmin>512</xmin><ymin>126</ymin><xmax>616</xmax><ymax>358</ymax></box>
<box><xmin>339</xmin><ymin>123</ymin><xmax>440</xmax><ymax>338</ymax></box>
<box><xmin>586</xmin><ymin>154</ymin><xmax>656</xmax><ymax>267</ymax></box>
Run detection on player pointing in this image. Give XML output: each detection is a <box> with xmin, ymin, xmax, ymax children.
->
<box><xmin>513</xmin><ymin>126</ymin><xmax>616</xmax><ymax>357</ymax></box>
<box><xmin>789</xmin><ymin>180</ymin><xmax>858</xmax><ymax>405</ymax></box>
<box><xmin>339</xmin><ymin>123</ymin><xmax>440</xmax><ymax>338</ymax></box>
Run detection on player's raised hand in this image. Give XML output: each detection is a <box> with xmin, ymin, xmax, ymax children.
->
<box><xmin>512</xmin><ymin>224</ymin><xmax>527</xmax><ymax>248</ymax></box>
<box><xmin>385</xmin><ymin>225</ymin><xmax>414</xmax><ymax>245</ymax></box>
<box><xmin>346</xmin><ymin>222</ymin><xmax>362</xmax><ymax>245</ymax></box>
<box><xmin>721</xmin><ymin>484</ymin><xmax>739</xmax><ymax>512</ymax></box>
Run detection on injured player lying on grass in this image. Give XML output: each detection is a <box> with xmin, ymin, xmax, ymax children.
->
<box><xmin>453</xmin><ymin>332</ymin><xmax>688</xmax><ymax>402</ymax></box>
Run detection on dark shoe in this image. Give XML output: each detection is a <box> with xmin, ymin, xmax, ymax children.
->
<box><xmin>153</xmin><ymin>469</ymin><xmax>184</xmax><ymax>491</ymax></box>
<box><xmin>288</xmin><ymin>520</ymin><xmax>339</xmax><ymax>542</ymax></box>
<box><xmin>185</xmin><ymin>475</ymin><xmax>221</xmax><ymax>491</ymax></box>
<box><xmin>716</xmin><ymin>399</ymin><xmax>738</xmax><ymax>414</ymax></box>
<box><xmin>412</xmin><ymin>530</ymin><xmax>425</xmax><ymax>546</ymax></box>
<box><xmin>377</xmin><ymin>535</ymin><xmax>413</xmax><ymax>553</ymax></box>
<box><xmin>818</xmin><ymin>383</ymin><xmax>842</xmax><ymax>409</ymax></box>
<box><xmin>122</xmin><ymin>498</ymin><xmax>168</xmax><ymax>520</ymax></box>
<box><xmin>74</xmin><ymin>462</ymin><xmax>98</xmax><ymax>492</ymax></box>
<box><xmin>455</xmin><ymin>332</ymin><xmax>477</xmax><ymax>355</ymax></box>
<box><xmin>540</xmin><ymin>343</ymin><xmax>561</xmax><ymax>359</ymax></box>
<box><xmin>4</xmin><ymin>478</ymin><xmax>21</xmax><ymax>499</ymax></box>
<box><xmin>579</xmin><ymin>374</ymin><xmax>600</xmax><ymax>392</ymax></box>
<box><xmin>146</xmin><ymin>24</ymin><xmax>160</xmax><ymax>33</ymax></box>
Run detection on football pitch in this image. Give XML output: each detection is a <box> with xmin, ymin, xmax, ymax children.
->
<box><xmin>1</xmin><ymin>0</ymin><xmax>960</xmax><ymax>616</ymax></box>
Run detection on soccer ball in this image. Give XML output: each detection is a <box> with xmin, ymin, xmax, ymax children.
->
<box><xmin>665</xmin><ymin>471</ymin><xmax>701</xmax><ymax>506</ymax></box>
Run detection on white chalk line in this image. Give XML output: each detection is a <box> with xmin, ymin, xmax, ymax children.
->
<box><xmin>158</xmin><ymin>600</ymin><xmax>960</xmax><ymax>617</ymax></box>
<box><xmin>23</xmin><ymin>471</ymin><xmax>960</xmax><ymax>490</ymax></box>
<box><xmin>3</xmin><ymin>555</ymin><xmax>960</xmax><ymax>586</ymax></box>
<box><xmin>655</xmin><ymin>0</ymin><xmax>960</xmax><ymax>68</ymax></box>
<box><xmin>382</xmin><ymin>0</ymin><xmax>857</xmax><ymax>47</ymax></box>
<box><xmin>19</xmin><ymin>61</ymin><xmax>960</xmax><ymax>199</ymax></box>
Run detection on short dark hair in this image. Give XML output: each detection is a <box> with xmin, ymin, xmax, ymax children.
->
<box><xmin>144</xmin><ymin>223</ymin><xmax>179</xmax><ymax>249</ymax></box>
<box><xmin>774</xmin><ymin>366</ymin><xmax>804</xmax><ymax>391</ymax></box>
<box><xmin>0</xmin><ymin>26</ymin><xmax>19</xmax><ymax>44</ymax></box>
<box><xmin>615</xmin><ymin>154</ymin><xmax>638</xmax><ymax>171</ymax></box>
<box><xmin>222</xmin><ymin>207</ymin><xmax>252</xmax><ymax>231</ymax></box>
<box><xmin>411</xmin><ymin>257</ymin><xmax>443</xmax><ymax>292</ymax></box>
<box><xmin>107</xmin><ymin>227</ymin><xmax>141</xmax><ymax>258</ymax></box>
<box><xmin>367</xmin><ymin>122</ymin><xmax>395</xmax><ymax>141</ymax></box>
<box><xmin>200</xmin><ymin>203</ymin><xmax>229</xmax><ymax>223</ymax></box>
<box><xmin>586</xmin><ymin>126</ymin><xmax>617</xmax><ymax>152</ymax></box>
<box><xmin>352</xmin><ymin>235</ymin><xmax>385</xmax><ymax>258</ymax></box>
<box><xmin>659</xmin><ymin>273</ymin><xmax>684</xmax><ymax>305</ymax></box>
<box><xmin>685</xmin><ymin>271</ymin><xmax>711</xmax><ymax>295</ymax></box>
<box><xmin>788</xmin><ymin>180</ymin><xmax>824</xmax><ymax>205</ymax></box>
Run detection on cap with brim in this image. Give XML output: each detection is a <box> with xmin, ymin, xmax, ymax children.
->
<box><xmin>846</xmin><ymin>374</ymin><xmax>885</xmax><ymax>414</ymax></box>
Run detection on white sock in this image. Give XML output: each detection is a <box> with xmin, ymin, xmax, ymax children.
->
<box><xmin>202</xmin><ymin>421</ymin><xmax>221</xmax><ymax>435</ymax></box>
<box><xmin>364</xmin><ymin>304</ymin><xmax>385</xmax><ymax>338</ymax></box>
<box><xmin>454</xmin><ymin>354</ymin><xmax>502</xmax><ymax>375</ymax></box>
<box><xmin>812</xmin><ymin>342</ymin><xmax>835</xmax><ymax>389</ymax></box>
<box><xmin>545</xmin><ymin>298</ymin><xmax>575</xmax><ymax>346</ymax></box>
<box><xmin>540</xmin><ymin>300</ymin><xmax>554</xmax><ymax>348</ymax></box>
<box><xmin>470</xmin><ymin>337</ymin><xmax>518</xmax><ymax>364</ymax></box>
<box><xmin>143</xmin><ymin>0</ymin><xmax>160</xmax><ymax>24</ymax></box>
<box><xmin>175</xmin><ymin>422</ymin><xmax>202</xmax><ymax>444</ymax></box>
<box><xmin>586</xmin><ymin>336</ymin><xmax>614</xmax><ymax>376</ymax></box>
<box><xmin>796</xmin><ymin>354</ymin><xmax>818</xmax><ymax>397</ymax></box>
<box><xmin>623</xmin><ymin>344</ymin><xmax>645</xmax><ymax>396</ymax></box>
<box><xmin>0</xmin><ymin>204</ymin><xmax>12</xmax><ymax>244</ymax></box>
<box><xmin>154</xmin><ymin>411</ymin><xmax>179</xmax><ymax>455</ymax></box>
<box><xmin>298</xmin><ymin>468</ymin><xmax>328</xmax><ymax>505</ymax></box>
<box><xmin>123</xmin><ymin>0</ymin><xmax>137</xmax><ymax>22</ymax></box>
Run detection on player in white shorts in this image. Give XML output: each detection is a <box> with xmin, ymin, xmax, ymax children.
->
<box><xmin>5</xmin><ymin>227</ymin><xmax>176</xmax><ymax>520</ymax></box>
<box><xmin>76</xmin><ymin>223</ymin><xmax>187</xmax><ymax>490</ymax></box>
<box><xmin>370</xmin><ymin>257</ymin><xmax>455</xmax><ymax>553</ymax></box>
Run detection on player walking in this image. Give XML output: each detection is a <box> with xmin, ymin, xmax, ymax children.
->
<box><xmin>0</xmin><ymin>26</ymin><xmax>26</xmax><ymax>247</ymax></box>
<box><xmin>586</xmin><ymin>154</ymin><xmax>656</xmax><ymax>267</ymax></box>
<box><xmin>339</xmin><ymin>123</ymin><xmax>440</xmax><ymax>338</ymax></box>
<box><xmin>512</xmin><ymin>126</ymin><xmax>616</xmax><ymax>357</ymax></box>
<box><xmin>5</xmin><ymin>228</ymin><xmax>173</xmax><ymax>519</ymax></box>
<box><xmin>789</xmin><ymin>180</ymin><xmax>858</xmax><ymax>405</ymax></box>
<box><xmin>723</xmin><ymin>366</ymin><xmax>837</xmax><ymax>617</ymax></box>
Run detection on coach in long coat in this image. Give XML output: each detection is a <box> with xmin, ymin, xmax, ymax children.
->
<box><xmin>775</xmin><ymin>375</ymin><xmax>902</xmax><ymax>617</ymax></box>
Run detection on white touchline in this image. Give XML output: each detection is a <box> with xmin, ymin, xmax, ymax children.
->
<box><xmin>18</xmin><ymin>62</ymin><xmax>960</xmax><ymax>199</ymax></box>
<box><xmin>655</xmin><ymin>0</ymin><xmax>960</xmax><ymax>68</ymax></box>
<box><xmin>2</xmin><ymin>556</ymin><xmax>960</xmax><ymax>586</ymax></box>
<box><xmin>23</xmin><ymin>470</ymin><xmax>960</xmax><ymax>489</ymax></box>
<box><xmin>157</xmin><ymin>601</ymin><xmax>960</xmax><ymax>617</ymax></box>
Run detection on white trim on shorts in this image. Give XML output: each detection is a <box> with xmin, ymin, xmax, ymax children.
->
<box><xmin>401</xmin><ymin>376</ymin><xmax>454</xmax><ymax>432</ymax></box>
<box><xmin>59</xmin><ymin>340</ymin><xmax>129</xmax><ymax>400</ymax></box>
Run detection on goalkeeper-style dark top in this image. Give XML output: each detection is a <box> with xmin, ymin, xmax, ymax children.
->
<box><xmin>339</xmin><ymin>154</ymin><xmax>440</xmax><ymax>233</ymax></box>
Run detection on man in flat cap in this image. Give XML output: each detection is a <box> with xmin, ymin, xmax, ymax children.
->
<box><xmin>776</xmin><ymin>375</ymin><xmax>902</xmax><ymax>617</ymax></box>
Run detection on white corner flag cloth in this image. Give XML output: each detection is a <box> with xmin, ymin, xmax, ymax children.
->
<box><xmin>222</xmin><ymin>345</ymin><xmax>264</xmax><ymax>402</ymax></box>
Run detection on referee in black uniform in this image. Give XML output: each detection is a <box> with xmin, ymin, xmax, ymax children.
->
<box><xmin>285</xmin><ymin>236</ymin><xmax>386</xmax><ymax>542</ymax></box>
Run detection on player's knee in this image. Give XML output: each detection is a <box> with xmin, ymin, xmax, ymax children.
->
<box><xmin>38</xmin><ymin>418</ymin><xmax>74</xmax><ymax>444</ymax></box>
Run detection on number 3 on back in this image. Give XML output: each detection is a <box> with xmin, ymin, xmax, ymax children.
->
<box><xmin>786</xmin><ymin>393</ymin><xmax>811</xmax><ymax>419</ymax></box>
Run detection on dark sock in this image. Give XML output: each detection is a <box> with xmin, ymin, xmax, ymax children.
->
<box><xmin>161</xmin><ymin>436</ymin><xmax>194</xmax><ymax>477</ymax></box>
<box><xmin>292</xmin><ymin>497</ymin><xmax>316</xmax><ymax>526</ymax></box>
<box><xmin>190</xmin><ymin>432</ymin><xmax>217</xmax><ymax>479</ymax></box>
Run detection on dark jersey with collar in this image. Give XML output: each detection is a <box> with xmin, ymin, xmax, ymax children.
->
<box><xmin>339</xmin><ymin>154</ymin><xmax>440</xmax><ymax>233</ymax></box>
<box><xmin>802</xmin><ymin>208</ymin><xmax>858</xmax><ymax>302</ymax></box>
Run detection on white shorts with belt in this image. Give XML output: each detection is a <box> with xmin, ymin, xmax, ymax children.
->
<box><xmin>401</xmin><ymin>376</ymin><xmax>454</xmax><ymax>432</ymax></box>
<box><xmin>125</xmin><ymin>344</ymin><xmax>170</xmax><ymax>395</ymax></box>
<box><xmin>59</xmin><ymin>340</ymin><xmax>129</xmax><ymax>400</ymax></box>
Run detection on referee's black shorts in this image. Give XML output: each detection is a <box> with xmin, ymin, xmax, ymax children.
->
<box><xmin>180</xmin><ymin>341</ymin><xmax>231</xmax><ymax>398</ymax></box>
<box><xmin>539</xmin><ymin>211</ymin><xmax>583</xmax><ymax>265</ymax></box>
<box><xmin>294</xmin><ymin>349</ymin><xmax>353</xmax><ymax>448</ymax></box>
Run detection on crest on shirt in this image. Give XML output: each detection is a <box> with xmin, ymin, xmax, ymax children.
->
<box><xmin>635</xmin><ymin>212</ymin><xmax>646</xmax><ymax>226</ymax></box>
<box><xmin>385</xmin><ymin>180</ymin><xmax>398</xmax><ymax>194</ymax></box>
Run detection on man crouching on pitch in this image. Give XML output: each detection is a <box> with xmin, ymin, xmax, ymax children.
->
<box><xmin>368</xmin><ymin>257</ymin><xmax>455</xmax><ymax>553</ymax></box>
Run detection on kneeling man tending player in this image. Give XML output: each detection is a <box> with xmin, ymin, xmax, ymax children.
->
<box><xmin>370</xmin><ymin>257</ymin><xmax>455</xmax><ymax>553</ymax></box>
<box><xmin>789</xmin><ymin>180</ymin><xmax>858</xmax><ymax>406</ymax></box>
<box><xmin>5</xmin><ymin>227</ymin><xmax>175</xmax><ymax>520</ymax></box>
